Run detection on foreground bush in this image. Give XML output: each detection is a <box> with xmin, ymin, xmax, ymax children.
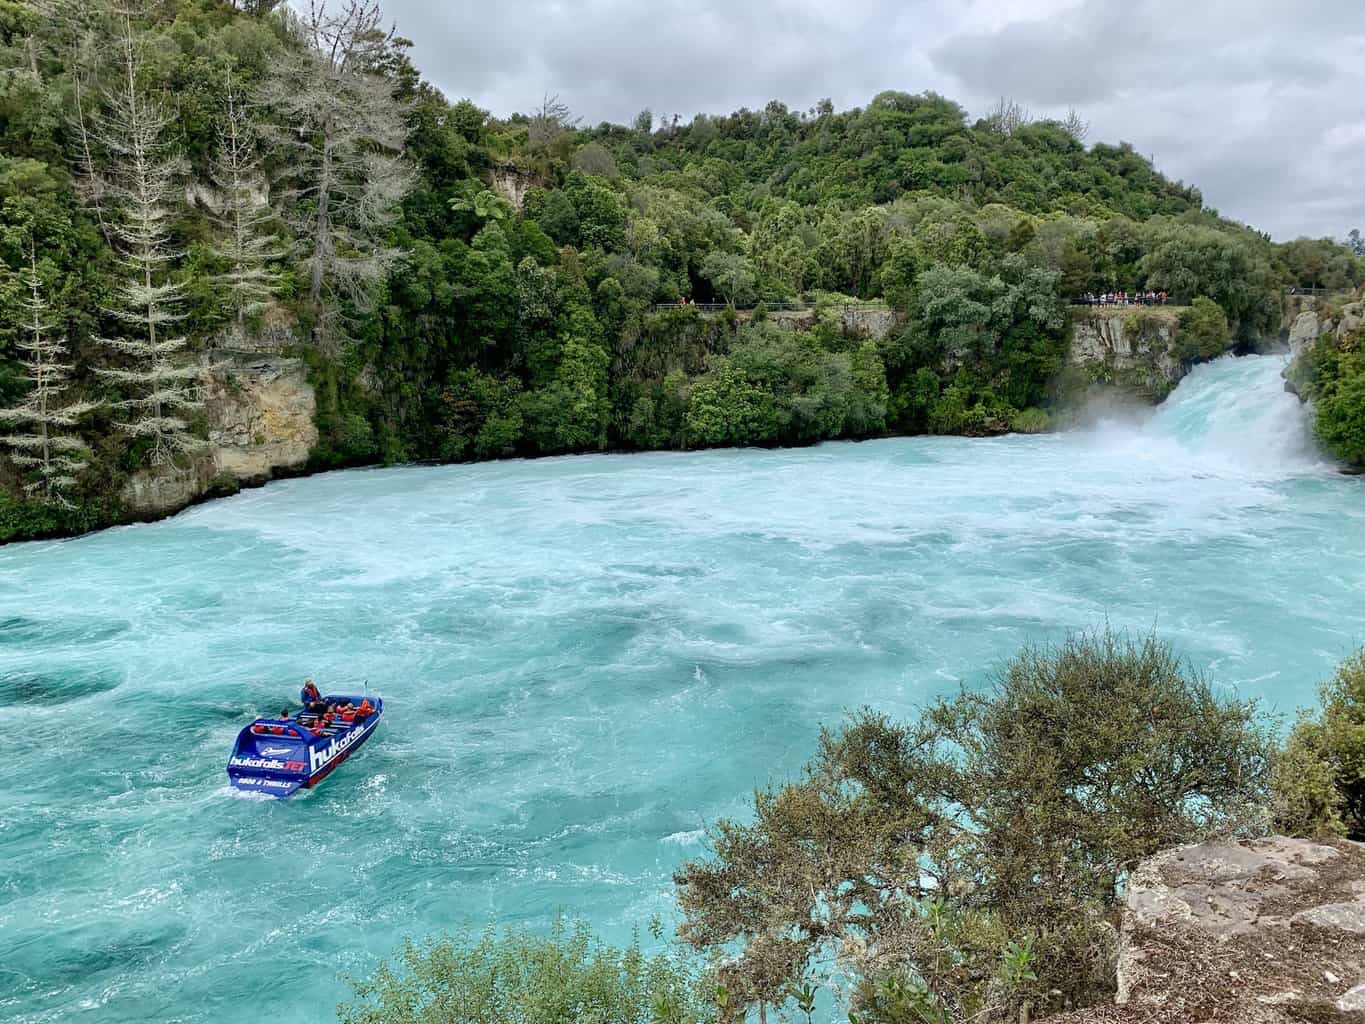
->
<box><xmin>1293</xmin><ymin>328</ymin><xmax>1365</xmax><ymax>467</ymax></box>
<box><xmin>1273</xmin><ymin>651</ymin><xmax>1365</xmax><ymax>840</ymax></box>
<box><xmin>339</xmin><ymin>921</ymin><xmax>713</xmax><ymax>1024</ymax></box>
<box><xmin>675</xmin><ymin>630</ymin><xmax>1274</xmax><ymax>1024</ymax></box>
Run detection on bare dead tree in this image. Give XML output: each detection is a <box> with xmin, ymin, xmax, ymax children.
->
<box><xmin>987</xmin><ymin>96</ymin><xmax>1033</xmax><ymax>137</ymax></box>
<box><xmin>527</xmin><ymin>92</ymin><xmax>579</xmax><ymax>150</ymax></box>
<box><xmin>1061</xmin><ymin>107</ymin><xmax>1090</xmax><ymax>144</ymax></box>
<box><xmin>72</xmin><ymin>73</ymin><xmax>114</xmax><ymax>244</ymax></box>
<box><xmin>259</xmin><ymin>0</ymin><xmax>415</xmax><ymax>350</ymax></box>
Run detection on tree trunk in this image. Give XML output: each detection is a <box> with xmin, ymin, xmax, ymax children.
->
<box><xmin>311</xmin><ymin>128</ymin><xmax>334</xmax><ymax>311</ymax></box>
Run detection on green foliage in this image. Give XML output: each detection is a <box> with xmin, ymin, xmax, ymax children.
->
<box><xmin>1272</xmin><ymin>651</ymin><xmax>1365</xmax><ymax>840</ymax></box>
<box><xmin>1292</xmin><ymin>330</ymin><xmax>1365</xmax><ymax>467</ymax></box>
<box><xmin>436</xmin><ymin>369</ymin><xmax>524</xmax><ymax>460</ymax></box>
<box><xmin>675</xmin><ymin>630</ymin><xmax>1274</xmax><ymax>1023</ymax></box>
<box><xmin>0</xmin><ymin>491</ymin><xmax>113</xmax><ymax>544</ymax></box>
<box><xmin>1175</xmin><ymin>296</ymin><xmax>1231</xmax><ymax>362</ymax></box>
<box><xmin>1008</xmin><ymin>407</ymin><xmax>1050</xmax><ymax>433</ymax></box>
<box><xmin>522</xmin><ymin>313</ymin><xmax>611</xmax><ymax>453</ymax></box>
<box><xmin>699</xmin><ymin>250</ymin><xmax>757</xmax><ymax>307</ymax></box>
<box><xmin>681</xmin><ymin>324</ymin><xmax>889</xmax><ymax>448</ymax></box>
<box><xmin>339</xmin><ymin>921</ymin><xmax>714</xmax><ymax>1024</ymax></box>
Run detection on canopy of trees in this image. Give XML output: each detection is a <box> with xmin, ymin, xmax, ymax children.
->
<box><xmin>0</xmin><ymin>0</ymin><xmax>1359</xmax><ymax>539</ymax></box>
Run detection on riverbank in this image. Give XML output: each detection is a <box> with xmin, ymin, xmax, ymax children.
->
<box><xmin>1</xmin><ymin>307</ymin><xmax>1275</xmax><ymax>547</ymax></box>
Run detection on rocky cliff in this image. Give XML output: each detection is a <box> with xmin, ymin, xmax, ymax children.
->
<box><xmin>1287</xmin><ymin>300</ymin><xmax>1364</xmax><ymax>363</ymax></box>
<box><xmin>119</xmin><ymin>350</ymin><xmax>317</xmax><ymax>518</ymax></box>
<box><xmin>1283</xmin><ymin>295</ymin><xmax>1364</xmax><ymax>402</ymax></box>
<box><xmin>758</xmin><ymin>305</ymin><xmax>900</xmax><ymax>340</ymax></box>
<box><xmin>1049</xmin><ymin>836</ymin><xmax>1365</xmax><ymax>1023</ymax></box>
<box><xmin>1068</xmin><ymin>307</ymin><xmax>1187</xmax><ymax>400</ymax></box>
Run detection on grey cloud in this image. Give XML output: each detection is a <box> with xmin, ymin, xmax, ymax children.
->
<box><xmin>373</xmin><ymin>0</ymin><xmax>1365</xmax><ymax>240</ymax></box>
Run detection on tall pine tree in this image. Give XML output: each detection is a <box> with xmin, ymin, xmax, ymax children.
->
<box><xmin>93</xmin><ymin>13</ymin><xmax>206</xmax><ymax>467</ymax></box>
<box><xmin>209</xmin><ymin>73</ymin><xmax>284</xmax><ymax>341</ymax></box>
<box><xmin>0</xmin><ymin>248</ymin><xmax>97</xmax><ymax>505</ymax></box>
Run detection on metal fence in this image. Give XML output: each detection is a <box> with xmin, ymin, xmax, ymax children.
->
<box><xmin>649</xmin><ymin>300</ymin><xmax>891</xmax><ymax>314</ymax></box>
<box><xmin>1071</xmin><ymin>295</ymin><xmax>1188</xmax><ymax>308</ymax></box>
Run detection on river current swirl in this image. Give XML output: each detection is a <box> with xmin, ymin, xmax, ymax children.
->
<box><xmin>2</xmin><ymin>353</ymin><xmax>1363</xmax><ymax>1023</ymax></box>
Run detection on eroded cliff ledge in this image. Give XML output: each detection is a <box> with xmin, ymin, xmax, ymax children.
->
<box><xmin>1049</xmin><ymin>836</ymin><xmax>1365</xmax><ymax>1024</ymax></box>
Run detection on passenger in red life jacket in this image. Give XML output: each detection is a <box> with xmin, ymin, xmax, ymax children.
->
<box><xmin>300</xmin><ymin>678</ymin><xmax>323</xmax><ymax>712</ymax></box>
<box><xmin>355</xmin><ymin>699</ymin><xmax>375</xmax><ymax>719</ymax></box>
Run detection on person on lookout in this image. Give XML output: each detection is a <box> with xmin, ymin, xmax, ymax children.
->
<box><xmin>301</xmin><ymin>678</ymin><xmax>323</xmax><ymax>711</ymax></box>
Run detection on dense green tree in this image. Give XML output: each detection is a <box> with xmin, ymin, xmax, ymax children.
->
<box><xmin>699</xmin><ymin>250</ymin><xmax>757</xmax><ymax>307</ymax></box>
<box><xmin>676</xmin><ymin>631</ymin><xmax>1274</xmax><ymax>1023</ymax></box>
<box><xmin>1176</xmin><ymin>296</ymin><xmax>1231</xmax><ymax>362</ymax></box>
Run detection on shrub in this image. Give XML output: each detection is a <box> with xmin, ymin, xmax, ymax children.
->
<box><xmin>1312</xmin><ymin>354</ymin><xmax>1365</xmax><ymax>466</ymax></box>
<box><xmin>1175</xmin><ymin>296</ymin><xmax>1231</xmax><ymax>362</ymax></box>
<box><xmin>339</xmin><ymin>921</ymin><xmax>713</xmax><ymax>1024</ymax></box>
<box><xmin>0</xmin><ymin>492</ymin><xmax>115</xmax><ymax>544</ymax></box>
<box><xmin>1272</xmin><ymin>651</ymin><xmax>1365</xmax><ymax>839</ymax></box>
<box><xmin>676</xmin><ymin>630</ymin><xmax>1274</xmax><ymax>1024</ymax></box>
<box><xmin>1008</xmin><ymin>407</ymin><xmax>1050</xmax><ymax>434</ymax></box>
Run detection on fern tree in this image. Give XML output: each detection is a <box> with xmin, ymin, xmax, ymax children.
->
<box><xmin>210</xmin><ymin>73</ymin><xmax>284</xmax><ymax>339</ymax></box>
<box><xmin>94</xmin><ymin>15</ymin><xmax>206</xmax><ymax>467</ymax></box>
<box><xmin>0</xmin><ymin>249</ymin><xmax>98</xmax><ymax>505</ymax></box>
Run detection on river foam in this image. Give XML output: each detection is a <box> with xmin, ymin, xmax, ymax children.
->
<box><xmin>1</xmin><ymin>354</ymin><xmax>1362</xmax><ymax>1023</ymax></box>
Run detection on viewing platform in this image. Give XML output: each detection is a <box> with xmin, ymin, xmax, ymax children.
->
<box><xmin>649</xmin><ymin>300</ymin><xmax>891</xmax><ymax>314</ymax></box>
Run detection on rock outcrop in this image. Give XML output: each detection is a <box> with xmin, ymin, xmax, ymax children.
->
<box><xmin>205</xmin><ymin>351</ymin><xmax>317</xmax><ymax>485</ymax></box>
<box><xmin>753</xmin><ymin>306</ymin><xmax>900</xmax><ymax>340</ymax></box>
<box><xmin>1068</xmin><ymin>308</ymin><xmax>1186</xmax><ymax>399</ymax></box>
<box><xmin>119</xmin><ymin>351</ymin><xmax>317</xmax><ymax>518</ymax></box>
<box><xmin>1284</xmin><ymin>297</ymin><xmax>1364</xmax><ymax>399</ymax></box>
<box><xmin>491</xmin><ymin>161</ymin><xmax>536</xmax><ymax>211</ymax></box>
<box><xmin>1051</xmin><ymin>836</ymin><xmax>1365</xmax><ymax>1023</ymax></box>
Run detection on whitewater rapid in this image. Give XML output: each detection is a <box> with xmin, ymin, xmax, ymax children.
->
<box><xmin>1</xmin><ymin>354</ymin><xmax>1361</xmax><ymax>1024</ymax></box>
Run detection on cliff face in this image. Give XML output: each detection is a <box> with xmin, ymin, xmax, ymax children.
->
<box><xmin>1284</xmin><ymin>297</ymin><xmax>1364</xmax><ymax>398</ymax></box>
<box><xmin>746</xmin><ymin>305</ymin><xmax>899</xmax><ymax>340</ymax></box>
<box><xmin>119</xmin><ymin>351</ymin><xmax>317</xmax><ymax>518</ymax></box>
<box><xmin>1068</xmin><ymin>308</ymin><xmax>1186</xmax><ymax>400</ymax></box>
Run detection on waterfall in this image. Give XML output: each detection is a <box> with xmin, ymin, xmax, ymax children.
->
<box><xmin>1090</xmin><ymin>354</ymin><xmax>1329</xmax><ymax>476</ymax></box>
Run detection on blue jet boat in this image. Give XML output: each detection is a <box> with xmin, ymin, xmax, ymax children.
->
<box><xmin>226</xmin><ymin>693</ymin><xmax>383</xmax><ymax>797</ymax></box>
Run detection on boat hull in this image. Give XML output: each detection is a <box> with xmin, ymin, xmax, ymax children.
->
<box><xmin>226</xmin><ymin>694</ymin><xmax>383</xmax><ymax>798</ymax></box>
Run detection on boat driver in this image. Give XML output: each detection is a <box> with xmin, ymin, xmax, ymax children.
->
<box><xmin>301</xmin><ymin>678</ymin><xmax>324</xmax><ymax>712</ymax></box>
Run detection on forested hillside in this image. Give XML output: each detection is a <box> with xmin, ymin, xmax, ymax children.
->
<box><xmin>0</xmin><ymin>0</ymin><xmax>1360</xmax><ymax>540</ymax></box>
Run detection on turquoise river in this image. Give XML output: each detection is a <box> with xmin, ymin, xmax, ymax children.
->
<box><xmin>2</xmin><ymin>353</ymin><xmax>1363</xmax><ymax>1023</ymax></box>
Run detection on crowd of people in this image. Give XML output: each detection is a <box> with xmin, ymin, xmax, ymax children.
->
<box><xmin>1075</xmin><ymin>290</ymin><xmax>1170</xmax><ymax>306</ymax></box>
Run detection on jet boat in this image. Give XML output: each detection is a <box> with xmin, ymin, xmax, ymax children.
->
<box><xmin>226</xmin><ymin>694</ymin><xmax>383</xmax><ymax>797</ymax></box>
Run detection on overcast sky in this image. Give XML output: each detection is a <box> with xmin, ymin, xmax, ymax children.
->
<box><xmin>378</xmin><ymin>0</ymin><xmax>1365</xmax><ymax>241</ymax></box>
